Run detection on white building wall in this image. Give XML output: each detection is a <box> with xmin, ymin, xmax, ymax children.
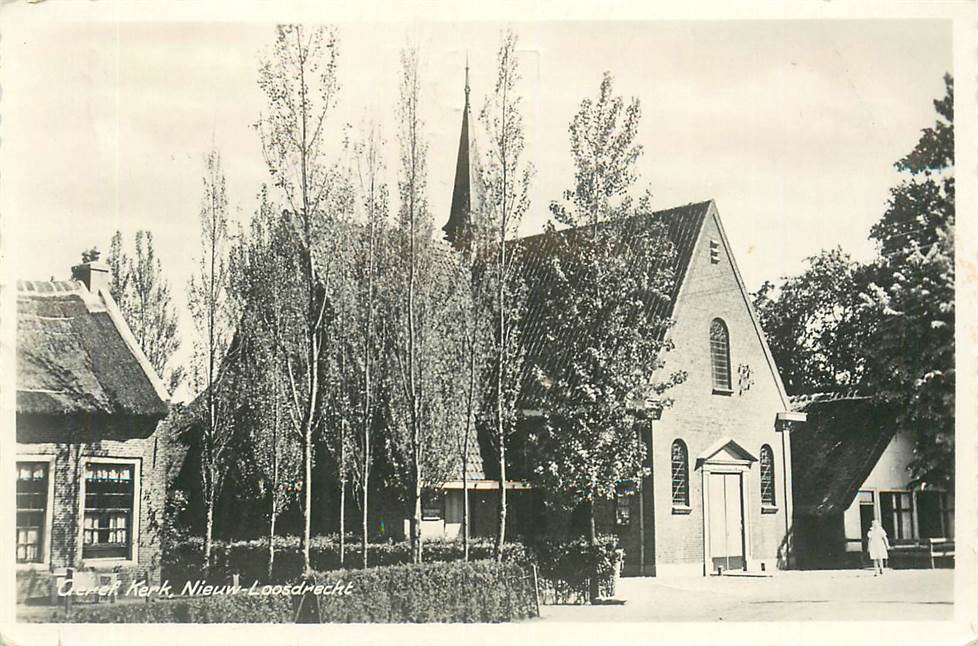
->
<box><xmin>842</xmin><ymin>429</ymin><xmax>914</xmax><ymax>551</ymax></box>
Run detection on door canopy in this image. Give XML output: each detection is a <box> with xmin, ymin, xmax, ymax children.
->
<box><xmin>696</xmin><ymin>437</ymin><xmax>758</xmax><ymax>468</ymax></box>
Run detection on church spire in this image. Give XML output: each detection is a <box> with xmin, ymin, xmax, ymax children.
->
<box><xmin>443</xmin><ymin>58</ymin><xmax>482</xmax><ymax>251</ymax></box>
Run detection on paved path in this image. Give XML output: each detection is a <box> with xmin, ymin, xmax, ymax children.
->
<box><xmin>538</xmin><ymin>569</ymin><xmax>953</xmax><ymax>622</ymax></box>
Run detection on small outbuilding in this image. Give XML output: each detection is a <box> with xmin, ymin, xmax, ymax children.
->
<box><xmin>790</xmin><ymin>393</ymin><xmax>954</xmax><ymax>569</ymax></box>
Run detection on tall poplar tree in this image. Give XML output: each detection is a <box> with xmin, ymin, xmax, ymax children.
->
<box><xmin>106</xmin><ymin>230</ymin><xmax>183</xmax><ymax>392</ymax></box>
<box><xmin>256</xmin><ymin>24</ymin><xmax>345</xmax><ymax>572</ymax></box>
<box><xmin>478</xmin><ymin>29</ymin><xmax>533</xmax><ymax>559</ymax></box>
<box><xmin>389</xmin><ymin>47</ymin><xmax>468</xmax><ymax>563</ymax></box>
<box><xmin>187</xmin><ymin>148</ymin><xmax>235</xmax><ymax>570</ymax></box>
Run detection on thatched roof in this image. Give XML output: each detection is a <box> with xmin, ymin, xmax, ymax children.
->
<box><xmin>790</xmin><ymin>393</ymin><xmax>898</xmax><ymax>516</ymax></box>
<box><xmin>16</xmin><ymin>279</ymin><xmax>169</xmax><ymax>419</ymax></box>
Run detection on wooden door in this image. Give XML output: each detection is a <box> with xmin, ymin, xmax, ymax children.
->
<box><xmin>709</xmin><ymin>472</ymin><xmax>745</xmax><ymax>572</ymax></box>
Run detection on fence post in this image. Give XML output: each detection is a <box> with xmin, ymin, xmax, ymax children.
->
<box><xmin>531</xmin><ymin>563</ymin><xmax>541</xmax><ymax>618</ymax></box>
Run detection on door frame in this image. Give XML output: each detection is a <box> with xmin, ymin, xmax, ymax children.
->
<box><xmin>700</xmin><ymin>461</ymin><xmax>753</xmax><ymax>575</ymax></box>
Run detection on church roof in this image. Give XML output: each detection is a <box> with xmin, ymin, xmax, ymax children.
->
<box><xmin>16</xmin><ymin>279</ymin><xmax>170</xmax><ymax>419</ymax></box>
<box><xmin>789</xmin><ymin>395</ymin><xmax>898</xmax><ymax>516</ymax></box>
<box><xmin>515</xmin><ymin>200</ymin><xmax>714</xmax><ymax>405</ymax></box>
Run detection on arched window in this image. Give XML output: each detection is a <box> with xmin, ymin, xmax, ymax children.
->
<box><xmin>759</xmin><ymin>444</ymin><xmax>776</xmax><ymax>507</ymax></box>
<box><xmin>671</xmin><ymin>440</ymin><xmax>689</xmax><ymax>507</ymax></box>
<box><xmin>710</xmin><ymin>318</ymin><xmax>731</xmax><ymax>391</ymax></box>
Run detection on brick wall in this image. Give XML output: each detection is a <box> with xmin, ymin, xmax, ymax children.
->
<box><xmin>651</xmin><ymin>206</ymin><xmax>791</xmax><ymax>576</ymax></box>
<box><xmin>16</xmin><ymin>415</ymin><xmax>172</xmax><ymax>600</ymax></box>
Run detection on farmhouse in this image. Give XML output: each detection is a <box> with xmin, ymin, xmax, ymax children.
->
<box><xmin>15</xmin><ymin>257</ymin><xmax>171</xmax><ymax>600</ymax></box>
<box><xmin>790</xmin><ymin>393</ymin><xmax>954</xmax><ymax>570</ymax></box>
<box><xmin>439</xmin><ymin>70</ymin><xmax>805</xmax><ymax>577</ymax></box>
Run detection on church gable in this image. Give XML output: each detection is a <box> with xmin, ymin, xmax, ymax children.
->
<box><xmin>663</xmin><ymin>202</ymin><xmax>789</xmax><ymax>411</ymax></box>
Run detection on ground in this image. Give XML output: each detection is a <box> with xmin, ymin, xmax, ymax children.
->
<box><xmin>537</xmin><ymin>569</ymin><xmax>953</xmax><ymax>622</ymax></box>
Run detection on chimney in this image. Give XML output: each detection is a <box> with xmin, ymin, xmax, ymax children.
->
<box><xmin>71</xmin><ymin>249</ymin><xmax>111</xmax><ymax>294</ymax></box>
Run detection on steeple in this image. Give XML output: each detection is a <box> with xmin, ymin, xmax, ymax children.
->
<box><xmin>443</xmin><ymin>58</ymin><xmax>482</xmax><ymax>251</ymax></box>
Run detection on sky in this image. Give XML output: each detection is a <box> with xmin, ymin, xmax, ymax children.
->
<box><xmin>2</xmin><ymin>18</ymin><xmax>951</xmax><ymax>398</ymax></box>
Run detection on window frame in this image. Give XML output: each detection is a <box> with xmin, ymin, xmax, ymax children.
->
<box><xmin>940</xmin><ymin>491</ymin><xmax>954</xmax><ymax>539</ymax></box>
<box><xmin>671</xmin><ymin>440</ymin><xmax>691</xmax><ymax>513</ymax></box>
<box><xmin>879</xmin><ymin>489</ymin><xmax>915</xmax><ymax>543</ymax></box>
<box><xmin>709</xmin><ymin>318</ymin><xmax>733</xmax><ymax>394</ymax></box>
<box><xmin>15</xmin><ymin>455</ymin><xmax>56</xmax><ymax>569</ymax></box>
<box><xmin>421</xmin><ymin>489</ymin><xmax>444</xmax><ymax>522</ymax></box>
<box><xmin>759</xmin><ymin>444</ymin><xmax>777</xmax><ymax>512</ymax></box>
<box><xmin>77</xmin><ymin>456</ymin><xmax>141</xmax><ymax>566</ymax></box>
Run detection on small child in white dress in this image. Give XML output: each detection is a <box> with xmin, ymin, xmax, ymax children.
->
<box><xmin>867</xmin><ymin>519</ymin><xmax>890</xmax><ymax>575</ymax></box>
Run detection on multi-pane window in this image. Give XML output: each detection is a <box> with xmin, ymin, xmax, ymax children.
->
<box><xmin>421</xmin><ymin>489</ymin><xmax>443</xmax><ymax>521</ymax></box>
<box><xmin>918</xmin><ymin>490</ymin><xmax>954</xmax><ymax>539</ymax></box>
<box><xmin>880</xmin><ymin>491</ymin><xmax>914</xmax><ymax>542</ymax></box>
<box><xmin>671</xmin><ymin>440</ymin><xmax>689</xmax><ymax>507</ymax></box>
<box><xmin>710</xmin><ymin>318</ymin><xmax>731</xmax><ymax>391</ymax></box>
<box><xmin>759</xmin><ymin>445</ymin><xmax>776</xmax><ymax>507</ymax></box>
<box><xmin>940</xmin><ymin>492</ymin><xmax>955</xmax><ymax>539</ymax></box>
<box><xmin>16</xmin><ymin>462</ymin><xmax>49</xmax><ymax>564</ymax></box>
<box><xmin>83</xmin><ymin>463</ymin><xmax>134</xmax><ymax>559</ymax></box>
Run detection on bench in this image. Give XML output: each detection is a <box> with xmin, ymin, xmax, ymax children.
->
<box><xmin>888</xmin><ymin>538</ymin><xmax>954</xmax><ymax>569</ymax></box>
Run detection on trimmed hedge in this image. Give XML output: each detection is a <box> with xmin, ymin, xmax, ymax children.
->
<box><xmin>304</xmin><ymin>560</ymin><xmax>537</xmax><ymax>622</ymax></box>
<box><xmin>163</xmin><ymin>535</ymin><xmax>529</xmax><ymax>589</ymax></box>
<box><xmin>33</xmin><ymin>560</ymin><xmax>537</xmax><ymax>623</ymax></box>
<box><xmin>27</xmin><ymin>594</ymin><xmax>293</xmax><ymax>624</ymax></box>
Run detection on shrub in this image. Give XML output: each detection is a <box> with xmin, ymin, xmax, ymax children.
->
<box><xmin>533</xmin><ymin>535</ymin><xmax>622</xmax><ymax>604</ymax></box>
<box><xmin>33</xmin><ymin>560</ymin><xmax>536</xmax><ymax>623</ymax></box>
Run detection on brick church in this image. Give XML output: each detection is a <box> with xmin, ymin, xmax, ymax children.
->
<box><xmin>435</xmin><ymin>67</ymin><xmax>805</xmax><ymax>577</ymax></box>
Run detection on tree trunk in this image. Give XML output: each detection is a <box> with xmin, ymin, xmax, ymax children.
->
<box><xmin>339</xmin><ymin>472</ymin><xmax>346</xmax><ymax>567</ymax></box>
<box><xmin>361</xmin><ymin>473</ymin><xmax>369</xmax><ymax>570</ymax></box>
<box><xmin>361</xmin><ymin>203</ymin><xmax>375</xmax><ymax>571</ymax></box>
<box><xmin>587</xmin><ymin>497</ymin><xmax>598</xmax><ymax>603</ymax></box>
<box><xmin>412</xmin><ymin>476</ymin><xmax>423</xmax><ymax>564</ymax></box>
<box><xmin>303</xmin><ymin>422</ymin><xmax>312</xmax><ymax>573</ymax></box>
<box><xmin>205</xmin><ymin>485</ymin><xmax>215</xmax><ymax>575</ymax></box>
<box><xmin>268</xmin><ymin>506</ymin><xmax>277</xmax><ymax>580</ymax></box>
<box><xmin>361</xmin><ymin>392</ymin><xmax>370</xmax><ymax>570</ymax></box>
<box><xmin>269</xmin><ymin>383</ymin><xmax>280</xmax><ymax>580</ymax></box>
<box><xmin>462</xmin><ymin>474</ymin><xmax>470</xmax><ymax>562</ymax></box>
<box><xmin>462</xmin><ymin>337</ymin><xmax>476</xmax><ymax>562</ymax></box>
<box><xmin>497</xmin><ymin>430</ymin><xmax>507</xmax><ymax>560</ymax></box>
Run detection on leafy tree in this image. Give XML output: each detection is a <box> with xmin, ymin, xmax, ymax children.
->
<box><xmin>477</xmin><ymin>29</ymin><xmax>533</xmax><ymax>559</ymax></box>
<box><xmin>256</xmin><ymin>24</ymin><xmax>347</xmax><ymax>572</ymax></box>
<box><xmin>532</xmin><ymin>72</ymin><xmax>681</xmax><ymax>557</ymax></box>
<box><xmin>870</xmin><ymin>74</ymin><xmax>954</xmax><ymax>256</ymax></box>
<box><xmin>187</xmin><ymin>148</ymin><xmax>236</xmax><ymax>570</ymax></box>
<box><xmin>387</xmin><ymin>47</ymin><xmax>470</xmax><ymax>563</ymax></box>
<box><xmin>348</xmin><ymin>122</ymin><xmax>392</xmax><ymax>568</ymax></box>
<box><xmin>752</xmin><ymin>248</ymin><xmax>872</xmax><ymax>395</ymax></box>
<box><xmin>453</xmin><ymin>240</ymin><xmax>492</xmax><ymax>561</ymax></box>
<box><xmin>105</xmin><ymin>230</ymin><xmax>183</xmax><ymax>392</ymax></box>
<box><xmin>862</xmin><ymin>74</ymin><xmax>955</xmax><ymax>487</ymax></box>
<box><xmin>228</xmin><ymin>187</ymin><xmax>304</xmax><ymax>577</ymax></box>
<box><xmin>754</xmin><ymin>74</ymin><xmax>955</xmax><ymax>488</ymax></box>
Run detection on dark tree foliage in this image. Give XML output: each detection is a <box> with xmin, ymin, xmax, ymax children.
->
<box><xmin>754</xmin><ymin>74</ymin><xmax>955</xmax><ymax>488</ymax></box>
<box><xmin>752</xmin><ymin>248</ymin><xmax>873</xmax><ymax>395</ymax></box>
<box><xmin>861</xmin><ymin>74</ymin><xmax>955</xmax><ymax>487</ymax></box>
